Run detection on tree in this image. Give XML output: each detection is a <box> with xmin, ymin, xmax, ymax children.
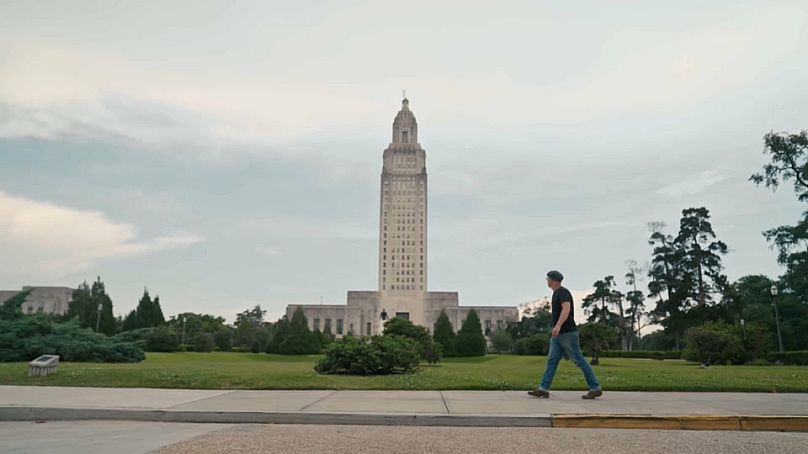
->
<box><xmin>121</xmin><ymin>288</ymin><xmax>166</xmax><ymax>331</ymax></box>
<box><xmin>647</xmin><ymin>210</ymin><xmax>729</xmax><ymax>350</ymax></box>
<box><xmin>432</xmin><ymin>310</ymin><xmax>456</xmax><ymax>357</ymax></box>
<box><xmin>193</xmin><ymin>333</ymin><xmax>215</xmax><ymax>352</ymax></box>
<box><xmin>68</xmin><ymin>277</ymin><xmax>115</xmax><ymax>335</ymax></box>
<box><xmin>676</xmin><ymin>207</ymin><xmax>729</xmax><ymax>306</ymax></box>
<box><xmin>578</xmin><ymin>322</ymin><xmax>616</xmax><ymax>365</ymax></box>
<box><xmin>750</xmin><ymin>130</ymin><xmax>808</xmax><ymax>297</ymax></box>
<box><xmin>277</xmin><ymin>307</ymin><xmax>320</xmax><ymax>354</ymax></box>
<box><xmin>234</xmin><ymin>305</ymin><xmax>267</xmax><ymax>349</ymax></box>
<box><xmin>624</xmin><ymin>259</ymin><xmax>649</xmax><ymax>351</ymax></box>
<box><xmin>454</xmin><ymin>310</ymin><xmax>486</xmax><ymax>357</ymax></box>
<box><xmin>507</xmin><ymin>298</ymin><xmax>552</xmax><ymax>340</ymax></box>
<box><xmin>582</xmin><ymin>276</ymin><xmax>630</xmax><ymax>351</ymax></box>
<box><xmin>213</xmin><ymin>327</ymin><xmax>233</xmax><ymax>351</ymax></box>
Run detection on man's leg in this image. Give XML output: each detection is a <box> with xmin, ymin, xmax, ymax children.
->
<box><xmin>538</xmin><ymin>336</ymin><xmax>563</xmax><ymax>392</ymax></box>
<box><xmin>559</xmin><ymin>332</ymin><xmax>601</xmax><ymax>392</ymax></box>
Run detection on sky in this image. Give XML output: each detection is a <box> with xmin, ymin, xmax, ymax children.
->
<box><xmin>1</xmin><ymin>0</ymin><xmax>806</xmax><ymax>324</ymax></box>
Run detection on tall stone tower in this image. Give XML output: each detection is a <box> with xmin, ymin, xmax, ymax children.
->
<box><xmin>286</xmin><ymin>97</ymin><xmax>518</xmax><ymax>338</ymax></box>
<box><xmin>378</xmin><ymin>98</ymin><xmax>428</xmax><ymax>320</ymax></box>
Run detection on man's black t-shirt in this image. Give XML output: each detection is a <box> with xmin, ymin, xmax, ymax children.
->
<box><xmin>552</xmin><ymin>286</ymin><xmax>577</xmax><ymax>333</ymax></box>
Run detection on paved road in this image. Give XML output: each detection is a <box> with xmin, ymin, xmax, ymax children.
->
<box><xmin>159</xmin><ymin>424</ymin><xmax>808</xmax><ymax>454</ymax></box>
<box><xmin>3</xmin><ymin>422</ymin><xmax>807</xmax><ymax>454</ymax></box>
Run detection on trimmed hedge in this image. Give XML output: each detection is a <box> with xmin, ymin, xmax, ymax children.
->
<box><xmin>513</xmin><ymin>335</ymin><xmax>549</xmax><ymax>356</ymax></box>
<box><xmin>767</xmin><ymin>351</ymin><xmax>808</xmax><ymax>365</ymax></box>
<box><xmin>599</xmin><ymin>350</ymin><xmax>682</xmax><ymax>360</ymax></box>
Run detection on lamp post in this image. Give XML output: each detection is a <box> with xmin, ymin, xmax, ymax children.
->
<box><xmin>95</xmin><ymin>303</ymin><xmax>103</xmax><ymax>332</ymax></box>
<box><xmin>770</xmin><ymin>285</ymin><xmax>784</xmax><ymax>353</ymax></box>
<box><xmin>181</xmin><ymin>316</ymin><xmax>187</xmax><ymax>345</ymax></box>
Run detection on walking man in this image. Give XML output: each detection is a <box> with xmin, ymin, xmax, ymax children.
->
<box><xmin>528</xmin><ymin>270</ymin><xmax>603</xmax><ymax>399</ymax></box>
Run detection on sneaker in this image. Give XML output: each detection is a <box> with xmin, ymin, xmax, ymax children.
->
<box><xmin>528</xmin><ymin>389</ymin><xmax>550</xmax><ymax>398</ymax></box>
<box><xmin>582</xmin><ymin>389</ymin><xmax>603</xmax><ymax>400</ymax></box>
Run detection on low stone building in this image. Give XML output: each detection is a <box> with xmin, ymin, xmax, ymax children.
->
<box><xmin>286</xmin><ymin>99</ymin><xmax>518</xmax><ymax>337</ymax></box>
<box><xmin>0</xmin><ymin>286</ymin><xmax>74</xmax><ymax>315</ymax></box>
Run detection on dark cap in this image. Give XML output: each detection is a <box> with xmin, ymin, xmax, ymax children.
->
<box><xmin>546</xmin><ymin>270</ymin><xmax>564</xmax><ymax>282</ymax></box>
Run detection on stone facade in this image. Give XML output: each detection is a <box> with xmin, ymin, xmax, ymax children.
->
<box><xmin>285</xmin><ymin>99</ymin><xmax>518</xmax><ymax>337</ymax></box>
<box><xmin>0</xmin><ymin>286</ymin><xmax>74</xmax><ymax>315</ymax></box>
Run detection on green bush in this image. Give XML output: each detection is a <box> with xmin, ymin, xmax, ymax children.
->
<box><xmin>213</xmin><ymin>328</ymin><xmax>233</xmax><ymax>351</ymax></box>
<box><xmin>767</xmin><ymin>351</ymin><xmax>808</xmax><ymax>365</ymax></box>
<box><xmin>145</xmin><ymin>326</ymin><xmax>180</xmax><ymax>352</ymax></box>
<box><xmin>250</xmin><ymin>339</ymin><xmax>262</xmax><ymax>354</ymax></box>
<box><xmin>513</xmin><ymin>335</ymin><xmax>549</xmax><ymax>355</ymax></box>
<box><xmin>683</xmin><ymin>324</ymin><xmax>745</xmax><ymax>365</ymax></box>
<box><xmin>314</xmin><ymin>335</ymin><xmax>420</xmax><ymax>375</ymax></box>
<box><xmin>489</xmin><ymin>329</ymin><xmax>513</xmax><ymax>354</ymax></box>
<box><xmin>598</xmin><ymin>350</ymin><xmax>681</xmax><ymax>360</ymax></box>
<box><xmin>193</xmin><ymin>333</ymin><xmax>215</xmax><ymax>352</ymax></box>
<box><xmin>384</xmin><ymin>317</ymin><xmax>440</xmax><ymax>362</ymax></box>
<box><xmin>113</xmin><ymin>328</ymin><xmax>154</xmax><ymax>349</ymax></box>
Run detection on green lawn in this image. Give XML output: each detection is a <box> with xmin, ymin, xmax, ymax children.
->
<box><xmin>0</xmin><ymin>353</ymin><xmax>805</xmax><ymax>392</ymax></box>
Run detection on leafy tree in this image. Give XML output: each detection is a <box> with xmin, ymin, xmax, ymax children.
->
<box><xmin>0</xmin><ymin>289</ymin><xmax>31</xmax><ymax>320</ymax></box>
<box><xmin>454</xmin><ymin>310</ymin><xmax>486</xmax><ymax>357</ymax></box>
<box><xmin>578</xmin><ymin>322</ymin><xmax>616</xmax><ymax>365</ymax></box>
<box><xmin>507</xmin><ymin>298</ymin><xmax>552</xmax><ymax>340</ymax></box>
<box><xmin>489</xmin><ymin>329</ymin><xmax>513</xmax><ymax>354</ymax></box>
<box><xmin>432</xmin><ymin>310</ymin><xmax>456</xmax><ymax>356</ymax></box>
<box><xmin>750</xmin><ymin>130</ymin><xmax>808</xmax><ymax>297</ymax></box>
<box><xmin>234</xmin><ymin>305</ymin><xmax>267</xmax><ymax>349</ymax></box>
<box><xmin>266</xmin><ymin>316</ymin><xmax>289</xmax><ymax>353</ymax></box>
<box><xmin>213</xmin><ymin>328</ymin><xmax>234</xmax><ymax>351</ymax></box>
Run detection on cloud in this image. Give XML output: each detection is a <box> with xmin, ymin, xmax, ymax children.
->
<box><xmin>0</xmin><ymin>190</ymin><xmax>203</xmax><ymax>275</ymax></box>
<box><xmin>657</xmin><ymin>170</ymin><xmax>728</xmax><ymax>198</ymax></box>
<box><xmin>255</xmin><ymin>247</ymin><xmax>283</xmax><ymax>257</ymax></box>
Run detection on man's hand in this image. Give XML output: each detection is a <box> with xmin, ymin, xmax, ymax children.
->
<box><xmin>552</xmin><ymin>326</ymin><xmax>560</xmax><ymax>337</ymax></box>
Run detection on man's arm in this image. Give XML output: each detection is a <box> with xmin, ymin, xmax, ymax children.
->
<box><xmin>552</xmin><ymin>302</ymin><xmax>571</xmax><ymax>337</ymax></box>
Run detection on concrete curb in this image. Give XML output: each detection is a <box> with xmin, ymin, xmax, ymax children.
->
<box><xmin>553</xmin><ymin>415</ymin><xmax>808</xmax><ymax>432</ymax></box>
<box><xmin>1</xmin><ymin>407</ymin><xmax>807</xmax><ymax>431</ymax></box>
<box><xmin>0</xmin><ymin>407</ymin><xmax>553</xmax><ymax>428</ymax></box>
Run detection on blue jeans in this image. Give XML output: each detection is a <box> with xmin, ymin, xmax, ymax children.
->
<box><xmin>539</xmin><ymin>331</ymin><xmax>601</xmax><ymax>392</ymax></box>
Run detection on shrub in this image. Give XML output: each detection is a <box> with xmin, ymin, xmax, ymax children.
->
<box><xmin>193</xmin><ymin>333</ymin><xmax>215</xmax><ymax>352</ymax></box>
<box><xmin>513</xmin><ymin>335</ymin><xmax>549</xmax><ymax>355</ymax></box>
<box><xmin>213</xmin><ymin>328</ymin><xmax>233</xmax><ymax>351</ymax></box>
<box><xmin>0</xmin><ymin>317</ymin><xmax>144</xmax><ymax>363</ymax></box>
<box><xmin>489</xmin><ymin>329</ymin><xmax>513</xmax><ymax>354</ymax></box>
<box><xmin>314</xmin><ymin>335</ymin><xmax>420</xmax><ymax>375</ymax></box>
<box><xmin>145</xmin><ymin>326</ymin><xmax>180</xmax><ymax>352</ymax></box>
<box><xmin>683</xmin><ymin>324</ymin><xmax>745</xmax><ymax>366</ymax></box>
<box><xmin>454</xmin><ymin>310</ymin><xmax>486</xmax><ymax>357</ymax></box>
<box><xmin>598</xmin><ymin>350</ymin><xmax>681</xmax><ymax>360</ymax></box>
<box><xmin>250</xmin><ymin>339</ymin><xmax>262</xmax><ymax>354</ymax></box>
<box><xmin>767</xmin><ymin>351</ymin><xmax>808</xmax><ymax>365</ymax></box>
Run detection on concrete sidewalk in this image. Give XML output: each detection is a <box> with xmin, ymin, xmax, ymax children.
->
<box><xmin>1</xmin><ymin>386</ymin><xmax>807</xmax><ymax>431</ymax></box>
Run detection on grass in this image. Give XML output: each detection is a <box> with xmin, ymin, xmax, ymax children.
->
<box><xmin>0</xmin><ymin>353</ymin><xmax>805</xmax><ymax>392</ymax></box>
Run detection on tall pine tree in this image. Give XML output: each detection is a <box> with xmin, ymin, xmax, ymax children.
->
<box><xmin>433</xmin><ymin>310</ymin><xmax>456</xmax><ymax>356</ymax></box>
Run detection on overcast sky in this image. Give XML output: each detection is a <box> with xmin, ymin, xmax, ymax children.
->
<box><xmin>1</xmin><ymin>1</ymin><xmax>806</xmax><ymax>323</ymax></box>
